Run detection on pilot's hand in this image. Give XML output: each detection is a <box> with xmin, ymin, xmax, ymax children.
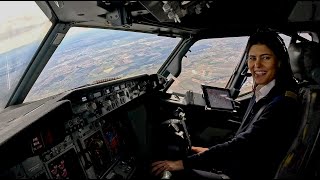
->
<box><xmin>151</xmin><ymin>160</ymin><xmax>184</xmax><ymax>177</ymax></box>
<box><xmin>191</xmin><ymin>146</ymin><xmax>209</xmax><ymax>154</ymax></box>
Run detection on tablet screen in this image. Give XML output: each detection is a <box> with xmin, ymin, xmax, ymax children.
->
<box><xmin>202</xmin><ymin>85</ymin><xmax>234</xmax><ymax>111</ymax></box>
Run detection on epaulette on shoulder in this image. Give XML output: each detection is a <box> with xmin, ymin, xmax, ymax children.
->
<box><xmin>285</xmin><ymin>90</ymin><xmax>298</xmax><ymax>101</ymax></box>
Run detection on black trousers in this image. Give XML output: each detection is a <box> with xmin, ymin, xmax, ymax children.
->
<box><xmin>172</xmin><ymin>169</ymin><xmax>226</xmax><ymax>180</ymax></box>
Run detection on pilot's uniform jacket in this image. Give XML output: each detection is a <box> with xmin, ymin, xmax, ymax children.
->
<box><xmin>183</xmin><ymin>85</ymin><xmax>301</xmax><ymax>179</ymax></box>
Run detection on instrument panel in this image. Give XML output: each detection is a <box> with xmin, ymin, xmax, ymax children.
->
<box><xmin>0</xmin><ymin>74</ymin><xmax>162</xmax><ymax>179</ymax></box>
<box><xmin>66</xmin><ymin>77</ymin><xmax>150</xmax><ymax>134</ymax></box>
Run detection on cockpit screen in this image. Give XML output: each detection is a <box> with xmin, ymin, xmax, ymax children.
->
<box><xmin>102</xmin><ymin>119</ymin><xmax>129</xmax><ymax>159</ymax></box>
<box><xmin>83</xmin><ymin>130</ymin><xmax>110</xmax><ymax>176</ymax></box>
<box><xmin>46</xmin><ymin>147</ymin><xmax>86</xmax><ymax>179</ymax></box>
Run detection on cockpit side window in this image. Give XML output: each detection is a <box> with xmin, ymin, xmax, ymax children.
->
<box><xmin>168</xmin><ymin>36</ymin><xmax>249</xmax><ymax>95</ymax></box>
<box><xmin>297</xmin><ymin>32</ymin><xmax>313</xmax><ymax>42</ymax></box>
<box><xmin>0</xmin><ymin>1</ymin><xmax>52</xmax><ymax>109</ymax></box>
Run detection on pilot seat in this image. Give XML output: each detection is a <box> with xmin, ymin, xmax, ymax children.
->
<box><xmin>275</xmin><ymin>39</ymin><xmax>320</xmax><ymax>178</ymax></box>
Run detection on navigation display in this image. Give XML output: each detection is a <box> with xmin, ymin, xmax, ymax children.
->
<box><xmin>102</xmin><ymin>119</ymin><xmax>128</xmax><ymax>159</ymax></box>
<box><xmin>46</xmin><ymin>147</ymin><xmax>86</xmax><ymax>179</ymax></box>
<box><xmin>201</xmin><ymin>85</ymin><xmax>234</xmax><ymax>111</ymax></box>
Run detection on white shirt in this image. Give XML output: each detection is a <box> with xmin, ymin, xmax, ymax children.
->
<box><xmin>255</xmin><ymin>79</ymin><xmax>276</xmax><ymax>103</ymax></box>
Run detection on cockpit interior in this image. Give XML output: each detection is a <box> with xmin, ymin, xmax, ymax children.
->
<box><xmin>1</xmin><ymin>1</ymin><xmax>320</xmax><ymax>179</ymax></box>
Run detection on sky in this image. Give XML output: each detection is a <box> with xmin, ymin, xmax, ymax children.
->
<box><xmin>0</xmin><ymin>1</ymin><xmax>51</xmax><ymax>53</ymax></box>
<box><xmin>0</xmin><ymin>1</ymin><xmax>94</xmax><ymax>54</ymax></box>
<box><xmin>0</xmin><ymin>1</ymin><xmax>40</xmax><ymax>24</ymax></box>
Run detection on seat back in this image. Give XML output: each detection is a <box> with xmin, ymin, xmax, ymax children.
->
<box><xmin>289</xmin><ymin>41</ymin><xmax>320</xmax><ymax>85</ymax></box>
<box><xmin>275</xmin><ymin>41</ymin><xmax>320</xmax><ymax>178</ymax></box>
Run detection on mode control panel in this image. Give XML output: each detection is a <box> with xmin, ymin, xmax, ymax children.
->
<box><xmin>66</xmin><ymin>76</ymin><xmax>159</xmax><ymax>134</ymax></box>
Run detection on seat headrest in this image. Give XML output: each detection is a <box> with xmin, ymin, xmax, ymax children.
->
<box><xmin>288</xmin><ymin>41</ymin><xmax>320</xmax><ymax>85</ymax></box>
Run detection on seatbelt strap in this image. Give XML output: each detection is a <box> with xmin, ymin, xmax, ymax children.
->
<box><xmin>245</xmin><ymin>91</ymin><xmax>298</xmax><ymax>130</ymax></box>
<box><xmin>236</xmin><ymin>94</ymin><xmax>256</xmax><ymax>135</ymax></box>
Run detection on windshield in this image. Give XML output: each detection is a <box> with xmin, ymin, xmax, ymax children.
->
<box><xmin>25</xmin><ymin>27</ymin><xmax>181</xmax><ymax>102</ymax></box>
<box><xmin>0</xmin><ymin>1</ymin><xmax>52</xmax><ymax>109</ymax></box>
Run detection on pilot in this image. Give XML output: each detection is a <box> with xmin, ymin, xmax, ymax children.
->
<box><xmin>151</xmin><ymin>31</ymin><xmax>301</xmax><ymax>179</ymax></box>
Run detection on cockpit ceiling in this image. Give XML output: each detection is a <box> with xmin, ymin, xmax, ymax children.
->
<box><xmin>47</xmin><ymin>1</ymin><xmax>320</xmax><ymax>38</ymax></box>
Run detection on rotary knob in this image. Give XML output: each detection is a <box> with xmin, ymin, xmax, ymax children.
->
<box><xmin>87</xmin><ymin>102</ymin><xmax>97</xmax><ymax>113</ymax></box>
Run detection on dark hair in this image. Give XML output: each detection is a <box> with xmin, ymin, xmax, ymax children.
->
<box><xmin>246</xmin><ymin>31</ymin><xmax>297</xmax><ymax>91</ymax></box>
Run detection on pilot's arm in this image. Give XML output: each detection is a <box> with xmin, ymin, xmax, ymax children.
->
<box><xmin>183</xmin><ymin>95</ymin><xmax>300</xmax><ymax>172</ymax></box>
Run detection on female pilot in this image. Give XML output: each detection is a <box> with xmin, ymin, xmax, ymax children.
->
<box><xmin>151</xmin><ymin>31</ymin><xmax>301</xmax><ymax>179</ymax></box>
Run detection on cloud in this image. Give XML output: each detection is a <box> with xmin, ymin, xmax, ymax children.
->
<box><xmin>0</xmin><ymin>1</ymin><xmax>51</xmax><ymax>54</ymax></box>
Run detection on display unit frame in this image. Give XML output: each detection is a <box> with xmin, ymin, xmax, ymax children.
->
<box><xmin>201</xmin><ymin>85</ymin><xmax>235</xmax><ymax>111</ymax></box>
